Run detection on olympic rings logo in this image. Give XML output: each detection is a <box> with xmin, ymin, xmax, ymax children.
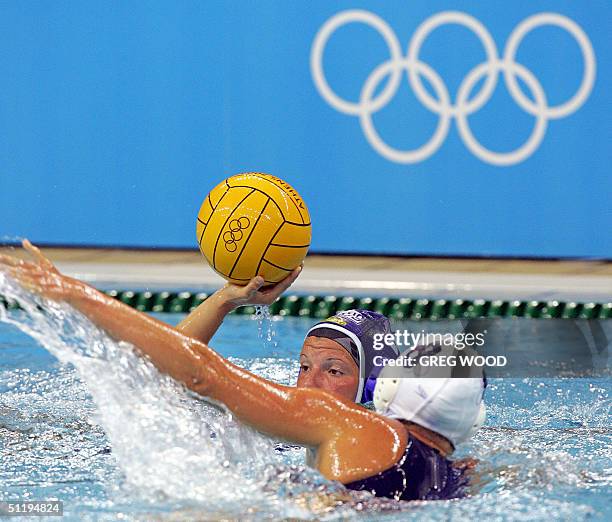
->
<box><xmin>310</xmin><ymin>10</ymin><xmax>596</xmax><ymax>166</ymax></box>
<box><xmin>223</xmin><ymin>217</ymin><xmax>250</xmax><ymax>252</ymax></box>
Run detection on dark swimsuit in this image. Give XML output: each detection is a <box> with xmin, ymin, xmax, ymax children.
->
<box><xmin>345</xmin><ymin>436</ymin><xmax>470</xmax><ymax>501</ymax></box>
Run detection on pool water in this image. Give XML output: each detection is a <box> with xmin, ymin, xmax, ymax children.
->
<box><xmin>0</xmin><ymin>283</ymin><xmax>610</xmax><ymax>520</ymax></box>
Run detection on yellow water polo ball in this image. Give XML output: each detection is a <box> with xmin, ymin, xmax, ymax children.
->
<box><xmin>196</xmin><ymin>172</ymin><xmax>311</xmax><ymax>285</ymax></box>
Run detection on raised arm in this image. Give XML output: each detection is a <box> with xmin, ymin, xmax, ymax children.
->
<box><xmin>176</xmin><ymin>268</ymin><xmax>301</xmax><ymax>344</ymax></box>
<box><xmin>0</xmin><ymin>241</ymin><xmax>405</xmax><ymax>483</ymax></box>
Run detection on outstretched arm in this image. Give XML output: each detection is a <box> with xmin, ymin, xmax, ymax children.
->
<box><xmin>1</xmin><ymin>241</ymin><xmax>219</xmax><ymax>391</ymax></box>
<box><xmin>176</xmin><ymin>268</ymin><xmax>301</xmax><ymax>344</ymax></box>
<box><xmin>0</xmin><ymin>241</ymin><xmax>405</xmax><ymax>482</ymax></box>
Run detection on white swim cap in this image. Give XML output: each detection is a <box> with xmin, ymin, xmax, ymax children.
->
<box><xmin>373</xmin><ymin>344</ymin><xmax>486</xmax><ymax>447</ymax></box>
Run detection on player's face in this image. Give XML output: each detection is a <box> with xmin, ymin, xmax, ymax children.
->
<box><xmin>296</xmin><ymin>337</ymin><xmax>359</xmax><ymax>402</ymax></box>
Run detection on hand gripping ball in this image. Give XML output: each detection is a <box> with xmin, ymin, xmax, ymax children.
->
<box><xmin>196</xmin><ymin>173</ymin><xmax>311</xmax><ymax>285</ymax></box>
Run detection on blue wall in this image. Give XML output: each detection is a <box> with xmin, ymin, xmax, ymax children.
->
<box><xmin>0</xmin><ymin>1</ymin><xmax>609</xmax><ymax>258</ymax></box>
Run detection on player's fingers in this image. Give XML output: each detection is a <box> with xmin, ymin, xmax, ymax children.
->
<box><xmin>0</xmin><ymin>254</ymin><xmax>28</xmax><ymax>268</ymax></box>
<box><xmin>8</xmin><ymin>267</ymin><xmax>36</xmax><ymax>286</ymax></box>
<box><xmin>268</xmin><ymin>265</ymin><xmax>302</xmax><ymax>295</ymax></box>
<box><xmin>258</xmin><ymin>270</ymin><xmax>300</xmax><ymax>302</ymax></box>
<box><xmin>4</xmin><ymin>265</ymin><xmax>35</xmax><ymax>283</ymax></box>
<box><xmin>11</xmin><ymin>267</ymin><xmax>60</xmax><ymax>292</ymax></box>
<box><xmin>7</xmin><ymin>263</ymin><xmax>53</xmax><ymax>292</ymax></box>
<box><xmin>23</xmin><ymin>239</ymin><xmax>44</xmax><ymax>262</ymax></box>
<box><xmin>244</xmin><ymin>275</ymin><xmax>265</xmax><ymax>296</ymax></box>
<box><xmin>22</xmin><ymin>240</ymin><xmax>55</xmax><ymax>270</ymax></box>
<box><xmin>286</xmin><ymin>264</ymin><xmax>302</xmax><ymax>285</ymax></box>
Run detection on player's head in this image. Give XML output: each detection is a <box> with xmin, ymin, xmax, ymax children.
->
<box><xmin>297</xmin><ymin>310</ymin><xmax>398</xmax><ymax>403</ymax></box>
<box><xmin>373</xmin><ymin>343</ymin><xmax>487</xmax><ymax>448</ymax></box>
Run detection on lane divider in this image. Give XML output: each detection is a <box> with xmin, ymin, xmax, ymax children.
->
<box><xmin>3</xmin><ymin>291</ymin><xmax>608</xmax><ymax>319</ymax></box>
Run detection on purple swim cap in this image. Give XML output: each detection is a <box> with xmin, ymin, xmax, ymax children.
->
<box><xmin>306</xmin><ymin>310</ymin><xmax>399</xmax><ymax>403</ymax></box>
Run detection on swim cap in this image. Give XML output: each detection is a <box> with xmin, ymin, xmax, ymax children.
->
<box><xmin>305</xmin><ymin>310</ymin><xmax>399</xmax><ymax>403</ymax></box>
<box><xmin>373</xmin><ymin>343</ymin><xmax>486</xmax><ymax>447</ymax></box>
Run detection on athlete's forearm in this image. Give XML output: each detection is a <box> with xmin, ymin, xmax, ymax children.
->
<box><xmin>63</xmin><ymin>279</ymin><xmax>335</xmax><ymax>446</ymax></box>
<box><xmin>175</xmin><ymin>290</ymin><xmax>235</xmax><ymax>344</ymax></box>
<box><xmin>65</xmin><ymin>279</ymin><xmax>221</xmax><ymax>387</ymax></box>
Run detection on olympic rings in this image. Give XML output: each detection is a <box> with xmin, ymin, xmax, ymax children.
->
<box><xmin>310</xmin><ymin>10</ymin><xmax>596</xmax><ymax>166</ymax></box>
<box><xmin>223</xmin><ymin>217</ymin><xmax>251</xmax><ymax>252</ymax></box>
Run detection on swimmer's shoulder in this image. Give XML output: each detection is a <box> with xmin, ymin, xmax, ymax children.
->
<box><xmin>318</xmin><ymin>409</ymin><xmax>408</xmax><ymax>483</ymax></box>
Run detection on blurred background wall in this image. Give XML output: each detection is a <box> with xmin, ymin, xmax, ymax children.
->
<box><xmin>0</xmin><ymin>0</ymin><xmax>609</xmax><ymax>258</ymax></box>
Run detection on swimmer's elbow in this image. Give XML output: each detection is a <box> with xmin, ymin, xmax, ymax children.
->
<box><xmin>187</xmin><ymin>371</ymin><xmax>210</xmax><ymax>397</ymax></box>
<box><xmin>183</xmin><ymin>338</ymin><xmax>232</xmax><ymax>399</ymax></box>
<box><xmin>158</xmin><ymin>339</ymin><xmax>211</xmax><ymax>395</ymax></box>
<box><xmin>187</xmin><ymin>357</ymin><xmax>217</xmax><ymax>398</ymax></box>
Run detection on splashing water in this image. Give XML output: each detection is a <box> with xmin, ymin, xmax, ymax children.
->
<box><xmin>0</xmin><ymin>273</ymin><xmax>347</xmax><ymax>519</ymax></box>
<box><xmin>254</xmin><ymin>305</ymin><xmax>278</xmax><ymax>355</ymax></box>
<box><xmin>1</xmin><ymin>269</ymin><xmax>611</xmax><ymax>520</ymax></box>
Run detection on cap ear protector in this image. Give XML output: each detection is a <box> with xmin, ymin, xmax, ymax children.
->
<box><xmin>466</xmin><ymin>374</ymin><xmax>487</xmax><ymax>439</ymax></box>
<box><xmin>466</xmin><ymin>402</ymin><xmax>487</xmax><ymax>439</ymax></box>
<box><xmin>373</xmin><ymin>376</ymin><xmax>401</xmax><ymax>413</ymax></box>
